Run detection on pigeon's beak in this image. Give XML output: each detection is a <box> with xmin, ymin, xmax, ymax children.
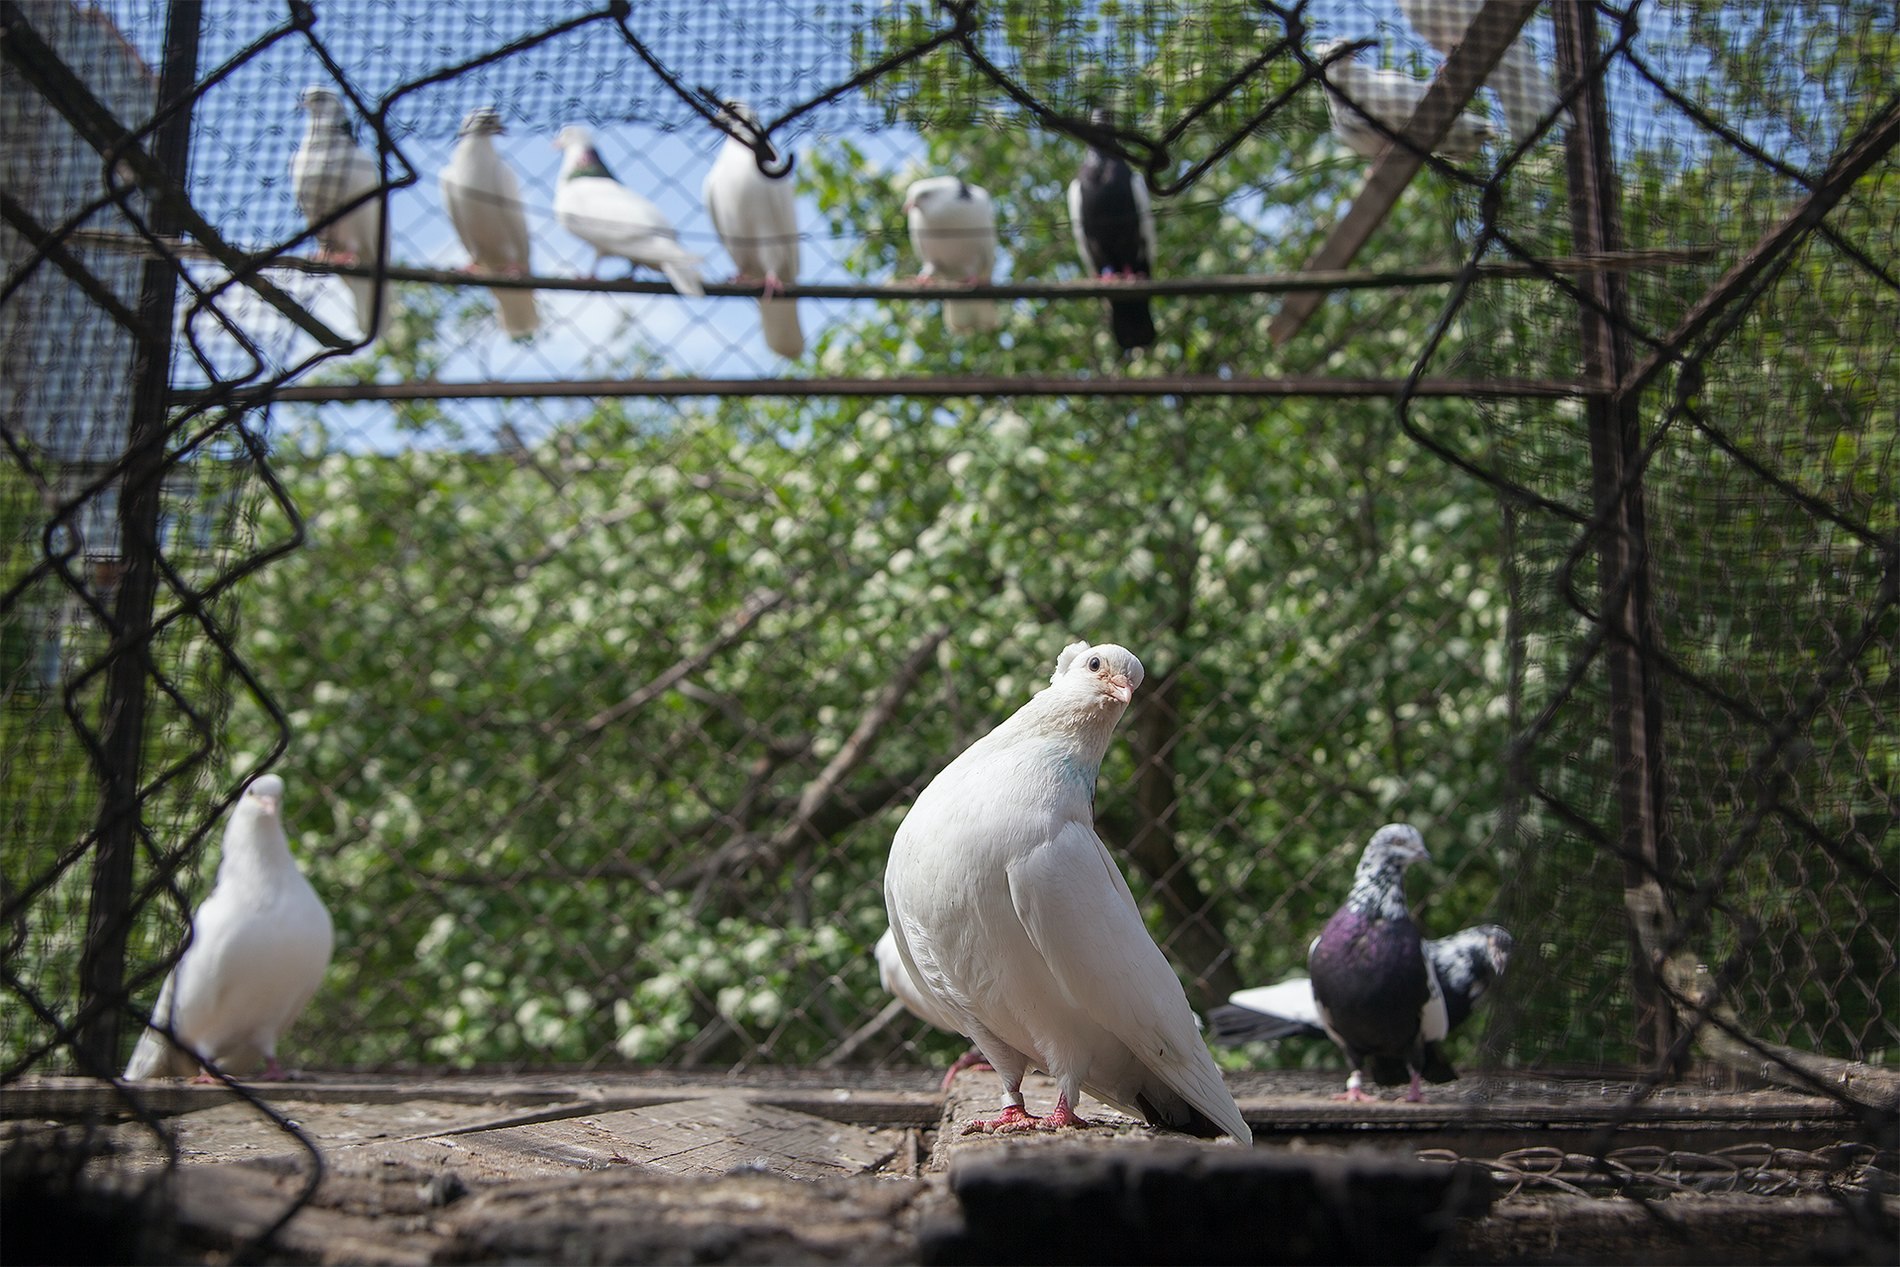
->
<box><xmin>1106</xmin><ymin>673</ymin><xmax>1134</xmax><ymax>705</ymax></box>
<box><xmin>253</xmin><ymin>793</ymin><xmax>281</xmax><ymax>817</ymax></box>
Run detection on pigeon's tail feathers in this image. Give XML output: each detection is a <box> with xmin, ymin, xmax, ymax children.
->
<box><xmin>943</xmin><ymin>297</ymin><xmax>1000</xmax><ymax>334</ymax></box>
<box><xmin>1108</xmin><ymin>298</ymin><xmax>1155</xmax><ymax>351</ymax></box>
<box><xmin>660</xmin><ymin>259</ymin><xmax>705</xmax><ymax>298</ymax></box>
<box><xmin>758</xmin><ymin>295</ymin><xmax>803</xmax><ymax>359</ymax></box>
<box><xmin>1494</xmin><ymin>42</ymin><xmax>1569</xmax><ymax>143</ymax></box>
<box><xmin>346</xmin><ymin>275</ymin><xmax>389</xmax><ymax>341</ymax></box>
<box><xmin>1134</xmin><ymin>1084</ymin><xmax>1237</xmax><ymax>1140</ymax></box>
<box><xmin>123</xmin><ymin>973</ymin><xmax>197</xmax><ymax>1079</ymax></box>
<box><xmin>492</xmin><ymin>286</ymin><xmax>539</xmax><ymax>340</ymax></box>
<box><xmin>1207</xmin><ymin>1003</ymin><xmax>1324</xmax><ymax>1046</ymax></box>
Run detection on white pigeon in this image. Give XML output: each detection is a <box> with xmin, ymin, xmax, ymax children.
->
<box><xmin>551</xmin><ymin>125</ymin><xmax>704</xmax><ymax>297</ymax></box>
<box><xmin>1314</xmin><ymin>41</ymin><xmax>1495</xmax><ymax>161</ymax></box>
<box><xmin>883</xmin><ymin>640</ymin><xmax>1250</xmax><ymax>1142</ymax></box>
<box><xmin>439</xmin><ymin>105</ymin><xmax>539</xmax><ymax>339</ymax></box>
<box><xmin>875</xmin><ymin>927</ymin><xmax>993</xmax><ymax>1088</ymax></box>
<box><xmin>290</xmin><ymin>85</ymin><xmax>388</xmax><ymax>340</ymax></box>
<box><xmin>702</xmin><ymin>103</ymin><xmax>802</xmax><ymax>359</ymax></box>
<box><xmin>123</xmin><ymin>774</ymin><xmax>333</xmax><ymax>1081</ymax></box>
<box><xmin>903</xmin><ymin>175</ymin><xmax>1001</xmax><ymax>334</ymax></box>
<box><xmin>1396</xmin><ymin>0</ymin><xmax>1570</xmax><ymax>144</ymax></box>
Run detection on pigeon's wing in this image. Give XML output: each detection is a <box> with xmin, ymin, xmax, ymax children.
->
<box><xmin>1007</xmin><ymin>819</ymin><xmax>1248</xmax><ymax>1142</ymax></box>
<box><xmin>876</xmin><ymin>927</ymin><xmax>964</xmax><ymax>1035</ymax></box>
<box><xmin>1067</xmin><ymin>177</ymin><xmax>1099</xmax><ymax>275</ymax></box>
<box><xmin>1131</xmin><ymin>169</ymin><xmax>1157</xmax><ymax>275</ymax></box>
<box><xmin>1419</xmin><ymin>942</ymin><xmax>1451</xmax><ymax>1043</ymax></box>
<box><xmin>702</xmin><ymin>164</ymin><xmax>738</xmax><ymax>255</ymax></box>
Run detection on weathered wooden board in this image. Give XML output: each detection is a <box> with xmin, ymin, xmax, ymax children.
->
<box><xmin>444</xmin><ymin>1095</ymin><xmax>904</xmax><ymax>1180</ymax></box>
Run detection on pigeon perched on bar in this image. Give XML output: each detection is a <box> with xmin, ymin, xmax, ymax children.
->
<box><xmin>884</xmin><ymin>640</ymin><xmax>1250</xmax><ymax>1141</ymax></box>
<box><xmin>1210</xmin><ymin>923</ymin><xmax>1513</xmax><ymax>1064</ymax></box>
<box><xmin>440</xmin><ymin>106</ymin><xmax>539</xmax><ymax>339</ymax></box>
<box><xmin>1068</xmin><ymin>110</ymin><xmax>1157</xmax><ymax>352</ymax></box>
<box><xmin>703</xmin><ymin>102</ymin><xmax>802</xmax><ymax>359</ymax></box>
<box><xmin>903</xmin><ymin>175</ymin><xmax>1002</xmax><ymax>334</ymax></box>
<box><xmin>1396</xmin><ymin>0</ymin><xmax>1570</xmax><ymax>144</ymax></box>
<box><xmin>552</xmin><ymin>125</ymin><xmax>704</xmax><ymax>296</ymax></box>
<box><xmin>291</xmin><ymin>86</ymin><xmax>388</xmax><ymax>339</ymax></box>
<box><xmin>875</xmin><ymin>928</ymin><xmax>993</xmax><ymax>1088</ymax></box>
<box><xmin>123</xmin><ymin>774</ymin><xmax>333</xmax><ymax>1081</ymax></box>
<box><xmin>1313</xmin><ymin>41</ymin><xmax>1495</xmax><ymax>161</ymax></box>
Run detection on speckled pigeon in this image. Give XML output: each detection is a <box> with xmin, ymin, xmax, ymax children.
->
<box><xmin>883</xmin><ymin>640</ymin><xmax>1249</xmax><ymax>1141</ymax></box>
<box><xmin>1292</xmin><ymin>823</ymin><xmax>1501</xmax><ymax>1102</ymax></box>
<box><xmin>1210</xmin><ymin>922</ymin><xmax>1513</xmax><ymax>1079</ymax></box>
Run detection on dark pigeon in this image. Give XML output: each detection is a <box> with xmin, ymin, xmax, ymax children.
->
<box><xmin>1211</xmin><ymin>825</ymin><xmax>1512</xmax><ymax>1103</ymax></box>
<box><xmin>1209</xmin><ymin>922</ymin><xmax>1514</xmax><ymax>1056</ymax></box>
<box><xmin>1067</xmin><ymin>111</ymin><xmax>1157</xmax><ymax>352</ymax></box>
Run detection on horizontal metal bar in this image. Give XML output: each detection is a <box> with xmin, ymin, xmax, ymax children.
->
<box><xmin>173</xmin><ymin>375</ymin><xmax>1604</xmax><ymax>406</ymax></box>
<box><xmin>68</xmin><ymin>231</ymin><xmax>1712</xmax><ymax>300</ymax></box>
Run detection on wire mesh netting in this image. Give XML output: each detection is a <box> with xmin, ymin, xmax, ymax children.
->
<box><xmin>2</xmin><ymin>0</ymin><xmax>1895</xmax><ymax>1252</ymax></box>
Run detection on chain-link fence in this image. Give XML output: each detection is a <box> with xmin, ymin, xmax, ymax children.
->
<box><xmin>3</xmin><ymin>0</ymin><xmax>1894</xmax><ymax>1245</ymax></box>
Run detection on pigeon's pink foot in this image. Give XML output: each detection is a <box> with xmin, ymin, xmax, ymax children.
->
<box><xmin>1332</xmin><ymin>1086</ymin><xmax>1378</xmax><ymax>1103</ymax></box>
<box><xmin>315</xmin><ymin>247</ymin><xmax>359</xmax><ymax>266</ymax></box>
<box><xmin>913</xmin><ymin>272</ymin><xmax>937</xmax><ymax>285</ymax></box>
<box><xmin>939</xmin><ymin>1049</ymin><xmax>995</xmax><ymax>1091</ymax></box>
<box><xmin>1403</xmin><ymin>1073</ymin><xmax>1425</xmax><ymax>1104</ymax></box>
<box><xmin>963</xmin><ymin>1104</ymin><xmax>1040</xmax><ymax>1135</ymax></box>
<box><xmin>456</xmin><ymin>263</ymin><xmax>485</xmax><ymax>275</ymax></box>
<box><xmin>761</xmin><ymin>273</ymin><xmax>786</xmax><ymax>298</ymax></box>
<box><xmin>258</xmin><ymin>1057</ymin><xmax>289</xmax><ymax>1082</ymax></box>
<box><xmin>189</xmin><ymin>1070</ymin><xmax>221</xmax><ymax>1085</ymax></box>
<box><xmin>1040</xmin><ymin>1094</ymin><xmax>1093</xmax><ymax>1129</ymax></box>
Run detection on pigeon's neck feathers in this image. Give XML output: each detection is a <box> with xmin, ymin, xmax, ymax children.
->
<box><xmin>214</xmin><ymin>806</ymin><xmax>299</xmax><ymax>891</ymax></box>
<box><xmin>1344</xmin><ymin>849</ymin><xmax>1414</xmax><ymax>921</ymax></box>
<box><xmin>988</xmin><ymin>681</ymin><xmax>1128</xmax><ymax>777</ymax></box>
<box><xmin>562</xmin><ymin>147</ymin><xmax>615</xmax><ymax>182</ymax></box>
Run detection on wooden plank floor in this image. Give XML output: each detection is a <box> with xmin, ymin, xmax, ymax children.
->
<box><xmin>2</xmin><ymin>1069</ymin><xmax>1887</xmax><ymax>1264</ymax></box>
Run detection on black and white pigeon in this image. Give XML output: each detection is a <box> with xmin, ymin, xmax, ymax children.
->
<box><xmin>552</xmin><ymin>125</ymin><xmax>704</xmax><ymax>296</ymax></box>
<box><xmin>702</xmin><ymin>102</ymin><xmax>802</xmax><ymax>359</ymax></box>
<box><xmin>439</xmin><ymin>106</ymin><xmax>539</xmax><ymax>339</ymax></box>
<box><xmin>1217</xmin><ymin>824</ymin><xmax>1506</xmax><ymax>1103</ymax></box>
<box><xmin>291</xmin><ymin>86</ymin><xmax>387</xmax><ymax>339</ymax></box>
<box><xmin>1313</xmin><ymin>41</ymin><xmax>1495</xmax><ymax>162</ymax></box>
<box><xmin>1210</xmin><ymin>923</ymin><xmax>1513</xmax><ymax>1070</ymax></box>
<box><xmin>1067</xmin><ymin>110</ymin><xmax>1157</xmax><ymax>352</ymax></box>
<box><xmin>123</xmin><ymin>774</ymin><xmax>333</xmax><ymax>1081</ymax></box>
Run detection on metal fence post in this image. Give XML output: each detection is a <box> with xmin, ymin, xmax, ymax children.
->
<box><xmin>1552</xmin><ymin>1</ymin><xmax>1683</xmax><ymax>1075</ymax></box>
<box><xmin>75</xmin><ymin>0</ymin><xmax>203</xmax><ymax>1075</ymax></box>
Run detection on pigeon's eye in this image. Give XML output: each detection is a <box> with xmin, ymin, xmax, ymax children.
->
<box><xmin>1087</xmin><ymin>655</ymin><xmax>1102</xmax><ymax>673</ymax></box>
